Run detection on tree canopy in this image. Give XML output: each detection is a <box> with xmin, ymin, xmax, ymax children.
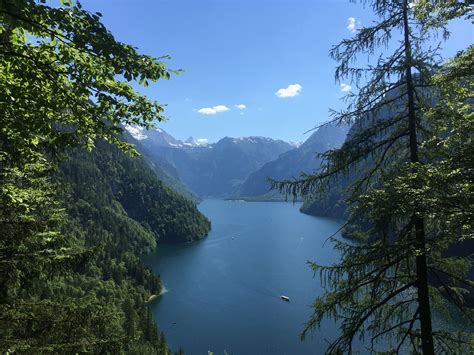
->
<box><xmin>0</xmin><ymin>0</ymin><xmax>175</xmax><ymax>288</ymax></box>
<box><xmin>0</xmin><ymin>0</ymin><xmax>203</xmax><ymax>353</ymax></box>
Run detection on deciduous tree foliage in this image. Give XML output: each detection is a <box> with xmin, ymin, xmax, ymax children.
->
<box><xmin>274</xmin><ymin>1</ymin><xmax>473</xmax><ymax>353</ymax></box>
<box><xmin>0</xmin><ymin>0</ymin><xmax>204</xmax><ymax>353</ymax></box>
<box><xmin>0</xmin><ymin>0</ymin><xmax>172</xmax><ymax>293</ymax></box>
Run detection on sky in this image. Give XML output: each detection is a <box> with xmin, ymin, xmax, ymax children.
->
<box><xmin>80</xmin><ymin>0</ymin><xmax>472</xmax><ymax>144</ymax></box>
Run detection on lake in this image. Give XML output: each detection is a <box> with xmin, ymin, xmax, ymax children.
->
<box><xmin>144</xmin><ymin>199</ymin><xmax>346</xmax><ymax>354</ymax></box>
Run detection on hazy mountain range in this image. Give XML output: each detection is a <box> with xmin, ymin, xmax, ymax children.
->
<box><xmin>238</xmin><ymin>124</ymin><xmax>350</xmax><ymax>199</ymax></box>
<box><xmin>125</xmin><ymin>123</ymin><xmax>349</xmax><ymax>200</ymax></box>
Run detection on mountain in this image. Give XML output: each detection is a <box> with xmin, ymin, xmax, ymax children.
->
<box><xmin>135</xmin><ymin>143</ymin><xmax>202</xmax><ymax>203</ymax></box>
<box><xmin>236</xmin><ymin>124</ymin><xmax>350</xmax><ymax>199</ymax></box>
<box><xmin>126</xmin><ymin>125</ymin><xmax>183</xmax><ymax>147</ymax></box>
<box><xmin>126</xmin><ymin>126</ymin><xmax>295</xmax><ymax>198</ymax></box>
<box><xmin>122</xmin><ymin>128</ymin><xmax>201</xmax><ymax>202</ymax></box>
<box><xmin>299</xmin><ymin>77</ymin><xmax>433</xmax><ymax>218</ymax></box>
<box><xmin>62</xmin><ymin>140</ymin><xmax>211</xmax><ymax>244</ymax></box>
<box><xmin>11</xmin><ymin>140</ymin><xmax>212</xmax><ymax>353</ymax></box>
<box><xmin>298</xmin><ymin>87</ymin><xmax>474</xmax><ymax>307</ymax></box>
<box><xmin>300</xmin><ymin>88</ymin><xmax>407</xmax><ymax>219</ymax></box>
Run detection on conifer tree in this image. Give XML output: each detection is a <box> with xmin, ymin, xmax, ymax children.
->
<box><xmin>274</xmin><ymin>1</ymin><xmax>473</xmax><ymax>353</ymax></box>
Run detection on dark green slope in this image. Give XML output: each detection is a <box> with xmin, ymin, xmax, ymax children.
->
<box><xmin>123</xmin><ymin>129</ymin><xmax>202</xmax><ymax>203</ymax></box>
<box><xmin>40</xmin><ymin>140</ymin><xmax>212</xmax><ymax>353</ymax></box>
<box><xmin>62</xmin><ymin>140</ymin><xmax>211</xmax><ymax>244</ymax></box>
<box><xmin>139</xmin><ymin>148</ymin><xmax>202</xmax><ymax>204</ymax></box>
<box><xmin>2</xmin><ymin>139</ymin><xmax>210</xmax><ymax>353</ymax></box>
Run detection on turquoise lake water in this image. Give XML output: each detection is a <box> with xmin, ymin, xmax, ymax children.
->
<box><xmin>144</xmin><ymin>199</ymin><xmax>347</xmax><ymax>354</ymax></box>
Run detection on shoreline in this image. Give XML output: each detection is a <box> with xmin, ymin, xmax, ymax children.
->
<box><xmin>147</xmin><ymin>286</ymin><xmax>168</xmax><ymax>303</ymax></box>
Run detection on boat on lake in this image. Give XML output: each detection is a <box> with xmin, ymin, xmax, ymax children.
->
<box><xmin>280</xmin><ymin>295</ymin><xmax>290</xmax><ymax>302</ymax></box>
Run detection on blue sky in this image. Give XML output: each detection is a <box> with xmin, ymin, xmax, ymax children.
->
<box><xmin>81</xmin><ymin>0</ymin><xmax>472</xmax><ymax>143</ymax></box>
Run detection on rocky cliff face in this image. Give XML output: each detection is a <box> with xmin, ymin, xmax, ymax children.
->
<box><xmin>237</xmin><ymin>124</ymin><xmax>349</xmax><ymax>199</ymax></box>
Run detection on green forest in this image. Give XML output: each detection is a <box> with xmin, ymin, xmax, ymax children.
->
<box><xmin>1</xmin><ymin>0</ymin><xmax>473</xmax><ymax>354</ymax></box>
<box><xmin>2</xmin><ymin>136</ymin><xmax>211</xmax><ymax>353</ymax></box>
<box><xmin>0</xmin><ymin>0</ymin><xmax>209</xmax><ymax>353</ymax></box>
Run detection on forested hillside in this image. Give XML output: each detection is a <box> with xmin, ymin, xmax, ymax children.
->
<box><xmin>61</xmin><ymin>140</ymin><xmax>211</xmax><ymax>245</ymax></box>
<box><xmin>0</xmin><ymin>0</ymin><xmax>209</xmax><ymax>352</ymax></box>
<box><xmin>0</xmin><ymin>139</ymin><xmax>211</xmax><ymax>353</ymax></box>
<box><xmin>300</xmin><ymin>105</ymin><xmax>397</xmax><ymax>218</ymax></box>
<box><xmin>124</xmin><ymin>130</ymin><xmax>202</xmax><ymax>203</ymax></box>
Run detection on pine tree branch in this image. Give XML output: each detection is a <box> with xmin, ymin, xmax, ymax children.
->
<box><xmin>370</xmin><ymin>309</ymin><xmax>419</xmax><ymax>347</ymax></box>
<box><xmin>396</xmin><ymin>307</ymin><xmax>420</xmax><ymax>354</ymax></box>
<box><xmin>430</xmin><ymin>269</ymin><xmax>474</xmax><ymax>323</ymax></box>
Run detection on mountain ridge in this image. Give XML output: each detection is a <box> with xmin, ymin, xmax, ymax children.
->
<box><xmin>236</xmin><ymin>123</ymin><xmax>350</xmax><ymax>199</ymax></box>
<box><xmin>127</xmin><ymin>126</ymin><xmax>296</xmax><ymax>198</ymax></box>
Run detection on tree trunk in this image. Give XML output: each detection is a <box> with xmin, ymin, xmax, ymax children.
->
<box><xmin>402</xmin><ymin>1</ymin><xmax>435</xmax><ymax>354</ymax></box>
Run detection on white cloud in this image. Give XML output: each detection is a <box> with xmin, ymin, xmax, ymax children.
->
<box><xmin>235</xmin><ymin>104</ymin><xmax>246</xmax><ymax>109</ymax></box>
<box><xmin>212</xmin><ymin>105</ymin><xmax>229</xmax><ymax>112</ymax></box>
<box><xmin>197</xmin><ymin>108</ymin><xmax>216</xmax><ymax>114</ymax></box>
<box><xmin>347</xmin><ymin>17</ymin><xmax>356</xmax><ymax>33</ymax></box>
<box><xmin>340</xmin><ymin>83</ymin><xmax>352</xmax><ymax>92</ymax></box>
<box><xmin>197</xmin><ymin>105</ymin><xmax>230</xmax><ymax>115</ymax></box>
<box><xmin>275</xmin><ymin>84</ymin><xmax>302</xmax><ymax>98</ymax></box>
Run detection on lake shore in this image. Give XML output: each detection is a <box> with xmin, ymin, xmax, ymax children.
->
<box><xmin>147</xmin><ymin>286</ymin><xmax>168</xmax><ymax>303</ymax></box>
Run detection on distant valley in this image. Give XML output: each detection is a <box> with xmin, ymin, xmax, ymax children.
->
<box><xmin>125</xmin><ymin>124</ymin><xmax>349</xmax><ymax>201</ymax></box>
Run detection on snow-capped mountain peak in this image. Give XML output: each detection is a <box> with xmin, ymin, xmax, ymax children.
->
<box><xmin>124</xmin><ymin>125</ymin><xmax>148</xmax><ymax>140</ymax></box>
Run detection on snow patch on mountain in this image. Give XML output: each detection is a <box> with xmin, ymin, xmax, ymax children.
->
<box><xmin>124</xmin><ymin>125</ymin><xmax>148</xmax><ymax>140</ymax></box>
